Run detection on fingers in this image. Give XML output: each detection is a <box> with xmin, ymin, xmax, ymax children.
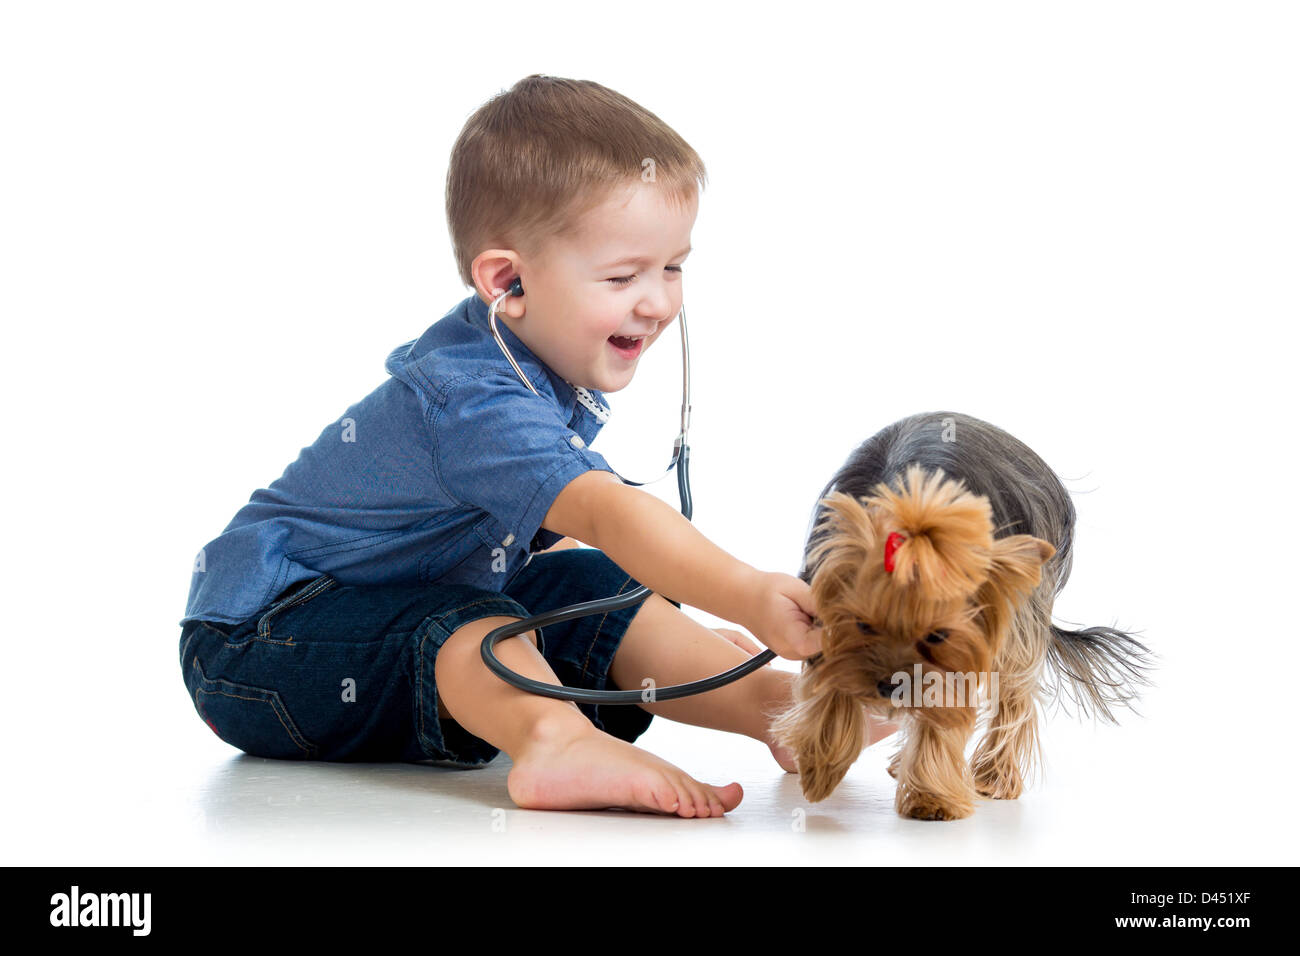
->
<box><xmin>784</xmin><ymin>574</ymin><xmax>817</xmax><ymax>619</ymax></box>
<box><xmin>804</xmin><ymin>624</ymin><xmax>824</xmax><ymax>658</ymax></box>
<box><xmin>779</xmin><ymin>625</ymin><xmax>823</xmax><ymax>661</ymax></box>
<box><xmin>777</xmin><ymin>645</ymin><xmax>812</xmax><ymax>663</ymax></box>
<box><xmin>712</xmin><ymin>627</ymin><xmax>766</xmax><ymax>658</ymax></box>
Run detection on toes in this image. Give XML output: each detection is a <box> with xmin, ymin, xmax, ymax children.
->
<box><xmin>671</xmin><ymin>781</ymin><xmax>695</xmax><ymax>817</ymax></box>
<box><xmin>663</xmin><ymin>782</ymin><xmax>685</xmax><ymax>815</ymax></box>
<box><xmin>647</xmin><ymin>771</ymin><xmax>745</xmax><ymax>818</ymax></box>
<box><xmin>647</xmin><ymin>780</ymin><xmax>680</xmax><ymax>814</ymax></box>
<box><xmin>714</xmin><ymin>781</ymin><xmax>743</xmax><ymax>812</ymax></box>
<box><xmin>697</xmin><ymin>787</ymin><xmax>717</xmax><ymax>818</ymax></box>
<box><xmin>684</xmin><ymin>781</ymin><xmax>710</xmax><ymax>818</ymax></box>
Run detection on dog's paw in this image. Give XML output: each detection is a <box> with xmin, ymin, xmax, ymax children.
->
<box><xmin>971</xmin><ymin>760</ymin><xmax>1022</xmax><ymax>800</ymax></box>
<box><xmin>973</xmin><ymin>774</ymin><xmax>1022</xmax><ymax>800</ymax></box>
<box><xmin>896</xmin><ymin>788</ymin><xmax>973</xmax><ymax>821</ymax></box>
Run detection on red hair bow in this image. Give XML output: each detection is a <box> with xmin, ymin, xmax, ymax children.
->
<box><xmin>884</xmin><ymin>531</ymin><xmax>906</xmax><ymax>573</ymax></box>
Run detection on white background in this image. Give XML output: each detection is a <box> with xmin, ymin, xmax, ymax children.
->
<box><xmin>1</xmin><ymin>0</ymin><xmax>1295</xmax><ymax>865</ymax></box>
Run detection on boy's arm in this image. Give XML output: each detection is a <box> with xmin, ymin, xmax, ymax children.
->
<box><xmin>542</xmin><ymin>535</ymin><xmax>582</xmax><ymax>552</ymax></box>
<box><xmin>541</xmin><ymin>470</ymin><xmax>760</xmax><ymax>628</ymax></box>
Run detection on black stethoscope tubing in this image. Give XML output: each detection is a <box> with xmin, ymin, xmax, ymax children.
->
<box><xmin>479</xmin><ymin>280</ymin><xmax>777</xmax><ymax>703</ymax></box>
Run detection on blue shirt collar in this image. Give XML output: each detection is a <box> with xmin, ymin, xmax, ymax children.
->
<box><xmin>464</xmin><ymin>293</ymin><xmax>610</xmax><ymax>424</ymax></box>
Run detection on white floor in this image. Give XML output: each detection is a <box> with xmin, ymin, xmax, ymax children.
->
<box><xmin>6</xmin><ymin>625</ymin><xmax>1289</xmax><ymax>866</ymax></box>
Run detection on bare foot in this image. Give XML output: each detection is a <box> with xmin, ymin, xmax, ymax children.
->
<box><xmin>758</xmin><ymin>670</ymin><xmax>801</xmax><ymax>773</ymax></box>
<box><xmin>766</xmin><ymin>734</ymin><xmax>799</xmax><ymax>773</ymax></box>
<box><xmin>507</xmin><ymin>722</ymin><xmax>743</xmax><ymax>817</ymax></box>
<box><xmin>868</xmin><ymin>714</ymin><xmax>902</xmax><ymax>744</ymax></box>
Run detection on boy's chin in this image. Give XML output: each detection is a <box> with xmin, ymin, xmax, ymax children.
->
<box><xmin>577</xmin><ymin>366</ymin><xmax>634</xmax><ymax>394</ymax></box>
<box><xmin>594</xmin><ymin>370</ymin><xmax>637</xmax><ymax>394</ymax></box>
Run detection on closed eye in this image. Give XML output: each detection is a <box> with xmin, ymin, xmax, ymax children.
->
<box><xmin>607</xmin><ymin>265</ymin><xmax>684</xmax><ymax>287</ymax></box>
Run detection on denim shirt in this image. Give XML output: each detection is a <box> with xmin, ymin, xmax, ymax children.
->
<box><xmin>181</xmin><ymin>293</ymin><xmax>616</xmax><ymax>627</ymax></box>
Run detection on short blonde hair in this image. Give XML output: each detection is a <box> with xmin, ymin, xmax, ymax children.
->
<box><xmin>446</xmin><ymin>74</ymin><xmax>707</xmax><ymax>288</ymax></box>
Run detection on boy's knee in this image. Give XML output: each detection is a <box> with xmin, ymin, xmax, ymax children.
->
<box><xmin>435</xmin><ymin>617</ymin><xmax>539</xmax><ymax>718</ymax></box>
<box><xmin>444</xmin><ymin>615</ymin><xmax>539</xmax><ymax>655</ymax></box>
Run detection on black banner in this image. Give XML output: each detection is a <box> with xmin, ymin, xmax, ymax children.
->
<box><xmin>8</xmin><ymin>865</ymin><xmax>1289</xmax><ymax>940</ymax></box>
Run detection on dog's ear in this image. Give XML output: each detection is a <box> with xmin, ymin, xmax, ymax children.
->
<box><xmin>986</xmin><ymin>534</ymin><xmax>1055</xmax><ymax>601</ymax></box>
<box><xmin>973</xmin><ymin>535</ymin><xmax>1055</xmax><ymax>651</ymax></box>
<box><xmin>811</xmin><ymin>491</ymin><xmax>879</xmax><ymax>552</ymax></box>
<box><xmin>804</xmin><ymin>491</ymin><xmax>880</xmax><ymax>585</ymax></box>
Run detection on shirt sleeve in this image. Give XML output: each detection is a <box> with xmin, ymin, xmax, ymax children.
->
<box><xmin>431</xmin><ymin>369</ymin><xmax>616</xmax><ymax>549</ymax></box>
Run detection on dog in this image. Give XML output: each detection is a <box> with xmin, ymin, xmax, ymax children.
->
<box><xmin>768</xmin><ymin>411</ymin><xmax>1155</xmax><ymax>820</ymax></box>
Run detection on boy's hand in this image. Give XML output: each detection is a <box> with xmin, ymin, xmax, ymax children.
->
<box><xmin>711</xmin><ymin>627</ymin><xmax>767</xmax><ymax>660</ymax></box>
<box><xmin>742</xmin><ymin>571</ymin><xmax>824</xmax><ymax>662</ymax></box>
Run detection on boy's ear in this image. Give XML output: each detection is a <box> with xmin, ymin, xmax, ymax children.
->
<box><xmin>471</xmin><ymin>251</ymin><xmax>525</xmax><ymax>309</ymax></box>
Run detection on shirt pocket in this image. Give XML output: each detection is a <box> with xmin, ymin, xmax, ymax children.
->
<box><xmin>279</xmin><ymin>521</ymin><xmax>437</xmax><ymax>594</ymax></box>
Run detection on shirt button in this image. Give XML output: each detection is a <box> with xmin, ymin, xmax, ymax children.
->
<box><xmin>570</xmin><ymin>435</ymin><xmax>586</xmax><ymax>449</ymax></box>
<box><xmin>501</xmin><ymin>533</ymin><xmax>514</xmax><ymax>547</ymax></box>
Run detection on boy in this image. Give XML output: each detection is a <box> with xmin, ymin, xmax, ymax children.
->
<box><xmin>179</xmin><ymin>75</ymin><xmax>897</xmax><ymax>818</ymax></box>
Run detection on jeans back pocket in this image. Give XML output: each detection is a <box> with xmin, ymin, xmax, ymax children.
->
<box><xmin>189</xmin><ymin>655</ymin><xmax>320</xmax><ymax>759</ymax></box>
<box><xmin>182</xmin><ymin>618</ymin><xmax>322</xmax><ymax>760</ymax></box>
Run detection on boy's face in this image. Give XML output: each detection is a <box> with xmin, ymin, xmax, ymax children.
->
<box><xmin>488</xmin><ymin>181</ymin><xmax>697</xmax><ymax>394</ymax></box>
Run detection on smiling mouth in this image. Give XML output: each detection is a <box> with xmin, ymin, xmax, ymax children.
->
<box><xmin>608</xmin><ymin>334</ymin><xmax>646</xmax><ymax>357</ymax></box>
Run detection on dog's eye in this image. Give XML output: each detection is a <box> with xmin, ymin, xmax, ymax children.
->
<box><xmin>856</xmin><ymin>621</ymin><xmax>876</xmax><ymax>635</ymax></box>
<box><xmin>925</xmin><ymin>630</ymin><xmax>948</xmax><ymax>644</ymax></box>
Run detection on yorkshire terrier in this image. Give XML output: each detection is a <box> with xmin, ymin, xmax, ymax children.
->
<box><xmin>768</xmin><ymin>411</ymin><xmax>1155</xmax><ymax>820</ymax></box>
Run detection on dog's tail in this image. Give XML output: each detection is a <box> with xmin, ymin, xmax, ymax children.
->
<box><xmin>1044</xmin><ymin>620</ymin><xmax>1157</xmax><ymax>723</ymax></box>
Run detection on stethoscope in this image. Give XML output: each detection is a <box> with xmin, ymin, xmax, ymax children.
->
<box><xmin>479</xmin><ymin>276</ymin><xmax>777</xmax><ymax>703</ymax></box>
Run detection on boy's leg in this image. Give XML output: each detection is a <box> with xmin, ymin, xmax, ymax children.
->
<box><xmin>432</xmin><ymin>621</ymin><xmax>586</xmax><ymax>751</ymax></box>
<box><xmin>433</xmin><ymin>615</ymin><xmax>743</xmax><ymax>817</ymax></box>
<box><xmin>609</xmin><ymin>593</ymin><xmax>898</xmax><ymax>757</ymax></box>
<box><xmin>608</xmin><ymin>593</ymin><xmax>790</xmax><ymax>741</ymax></box>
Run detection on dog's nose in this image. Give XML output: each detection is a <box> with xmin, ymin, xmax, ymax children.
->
<box><xmin>877</xmin><ymin>679</ymin><xmax>897</xmax><ymax>697</ymax></box>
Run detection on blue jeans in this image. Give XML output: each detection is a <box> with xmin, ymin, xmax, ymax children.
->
<box><xmin>178</xmin><ymin>548</ymin><xmax>672</xmax><ymax>768</ymax></box>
